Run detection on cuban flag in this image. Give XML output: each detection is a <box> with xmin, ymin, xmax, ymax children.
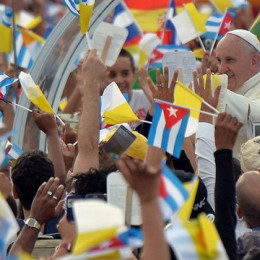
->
<box><xmin>148</xmin><ymin>100</ymin><xmax>190</xmax><ymax>158</ymax></box>
<box><xmin>202</xmin><ymin>13</ymin><xmax>224</xmax><ymax>39</ymax></box>
<box><xmin>8</xmin><ymin>29</ymin><xmax>34</xmax><ymax>69</ymax></box>
<box><xmin>112</xmin><ymin>2</ymin><xmax>142</xmax><ymax>46</ymax></box>
<box><xmin>218</xmin><ymin>11</ymin><xmax>234</xmax><ymax>38</ymax></box>
<box><xmin>0</xmin><ymin>71</ymin><xmax>18</xmax><ymax>88</ymax></box>
<box><xmin>159</xmin><ymin>162</ymin><xmax>189</xmax><ymax>220</ymax></box>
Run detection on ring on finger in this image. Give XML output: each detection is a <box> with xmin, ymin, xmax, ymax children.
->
<box><xmin>157</xmin><ymin>83</ymin><xmax>162</xmax><ymax>87</ymax></box>
<box><xmin>47</xmin><ymin>190</ymin><xmax>53</xmax><ymax>196</ymax></box>
<box><xmin>52</xmin><ymin>195</ymin><xmax>58</xmax><ymax>200</ymax></box>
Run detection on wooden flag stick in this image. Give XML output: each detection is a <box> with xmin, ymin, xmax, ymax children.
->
<box><xmin>198</xmin><ymin>36</ymin><xmax>206</xmax><ymax>52</ymax></box>
<box><xmin>124</xmin><ymin>185</ymin><xmax>133</xmax><ymax>226</ymax></box>
<box><xmin>101</xmin><ymin>36</ymin><xmax>112</xmax><ymax>63</ymax></box>
<box><xmin>11</xmin><ymin>0</ymin><xmax>18</xmax><ymax>77</ymax></box>
<box><xmin>3</xmin><ymin>99</ymin><xmax>33</xmax><ymax>112</ymax></box>
<box><xmin>85</xmin><ymin>32</ymin><xmax>93</xmax><ymax>49</ymax></box>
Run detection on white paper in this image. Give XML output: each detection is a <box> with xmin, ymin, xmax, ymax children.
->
<box><xmin>73</xmin><ymin>199</ymin><xmax>124</xmax><ymax>233</ymax></box>
<box><xmin>107</xmin><ymin>171</ymin><xmax>142</xmax><ymax>225</ymax></box>
<box><xmin>93</xmin><ymin>22</ymin><xmax>128</xmax><ymax>66</ymax></box>
<box><xmin>215</xmin><ymin>74</ymin><xmax>228</xmax><ymax>113</ymax></box>
<box><xmin>162</xmin><ymin>51</ymin><xmax>197</xmax><ymax>85</ymax></box>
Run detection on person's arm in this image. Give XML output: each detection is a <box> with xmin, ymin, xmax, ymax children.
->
<box><xmin>214</xmin><ymin>112</ymin><xmax>243</xmax><ymax>260</ymax></box>
<box><xmin>9</xmin><ymin>177</ymin><xmax>64</xmax><ymax>255</ymax></box>
<box><xmin>0</xmin><ymin>100</ymin><xmax>14</xmax><ymax>136</ymax></box>
<box><xmin>62</xmin><ymin>87</ymin><xmax>82</xmax><ymax>114</ymax></box>
<box><xmin>117</xmin><ymin>154</ymin><xmax>169</xmax><ymax>260</ymax></box>
<box><xmin>33</xmin><ymin>109</ymin><xmax>66</xmax><ymax>185</ymax></box>
<box><xmin>52</xmin><ymin>213</ymin><xmax>75</xmax><ymax>258</ymax></box>
<box><xmin>193</xmin><ymin>68</ymin><xmax>220</xmax><ymax>209</ymax></box>
<box><xmin>72</xmin><ymin>49</ymin><xmax>106</xmax><ymax>175</ymax></box>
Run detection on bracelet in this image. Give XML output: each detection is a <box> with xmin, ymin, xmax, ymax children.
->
<box><xmin>58</xmin><ymin>242</ymin><xmax>72</xmax><ymax>252</ymax></box>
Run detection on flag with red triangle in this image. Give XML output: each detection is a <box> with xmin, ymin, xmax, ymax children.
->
<box><xmin>218</xmin><ymin>11</ymin><xmax>234</xmax><ymax>37</ymax></box>
<box><xmin>148</xmin><ymin>99</ymin><xmax>190</xmax><ymax>158</ymax></box>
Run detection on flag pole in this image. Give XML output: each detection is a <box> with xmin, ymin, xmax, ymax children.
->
<box><xmin>209</xmin><ymin>9</ymin><xmax>227</xmax><ymax>56</ymax></box>
<box><xmin>11</xmin><ymin>0</ymin><xmax>18</xmax><ymax>77</ymax></box>
<box><xmin>2</xmin><ymin>99</ymin><xmax>33</xmax><ymax>112</ymax></box>
<box><xmin>198</xmin><ymin>36</ymin><xmax>206</xmax><ymax>52</ymax></box>
<box><xmin>85</xmin><ymin>32</ymin><xmax>93</xmax><ymax>49</ymax></box>
<box><xmin>154</xmin><ymin>98</ymin><xmax>219</xmax><ymax>117</ymax></box>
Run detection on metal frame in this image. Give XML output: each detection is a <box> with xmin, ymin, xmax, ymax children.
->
<box><xmin>12</xmin><ymin>0</ymin><xmax>121</xmax><ymax>151</ymax></box>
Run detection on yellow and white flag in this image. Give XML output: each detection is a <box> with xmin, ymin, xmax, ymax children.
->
<box><xmin>79</xmin><ymin>0</ymin><xmax>95</xmax><ymax>34</ymax></box>
<box><xmin>101</xmin><ymin>82</ymin><xmax>139</xmax><ymax>125</ymax></box>
<box><xmin>72</xmin><ymin>199</ymin><xmax>124</xmax><ymax>254</ymax></box>
<box><xmin>166</xmin><ymin>213</ymin><xmax>228</xmax><ymax>260</ymax></box>
<box><xmin>174</xmin><ymin>81</ymin><xmax>203</xmax><ymax>136</ymax></box>
<box><xmin>18</xmin><ymin>72</ymin><xmax>54</xmax><ymax>113</ymax></box>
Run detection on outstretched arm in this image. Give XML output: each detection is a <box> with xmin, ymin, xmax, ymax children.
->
<box><xmin>214</xmin><ymin>112</ymin><xmax>243</xmax><ymax>260</ymax></box>
<box><xmin>117</xmin><ymin>155</ymin><xmax>170</xmax><ymax>260</ymax></box>
<box><xmin>33</xmin><ymin>109</ymin><xmax>66</xmax><ymax>185</ymax></box>
<box><xmin>9</xmin><ymin>177</ymin><xmax>64</xmax><ymax>255</ymax></box>
<box><xmin>73</xmin><ymin>49</ymin><xmax>106</xmax><ymax>175</ymax></box>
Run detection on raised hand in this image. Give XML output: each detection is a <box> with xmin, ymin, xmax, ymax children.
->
<box><xmin>32</xmin><ymin>109</ymin><xmax>58</xmax><ymax>136</ymax></box>
<box><xmin>29</xmin><ymin>177</ymin><xmax>64</xmax><ymax>225</ymax></box>
<box><xmin>116</xmin><ymin>155</ymin><xmax>160</xmax><ymax>204</ymax></box>
<box><xmin>215</xmin><ymin>112</ymin><xmax>243</xmax><ymax>150</ymax></box>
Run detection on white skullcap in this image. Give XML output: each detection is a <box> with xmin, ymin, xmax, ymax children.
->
<box><xmin>239</xmin><ymin>136</ymin><xmax>260</xmax><ymax>173</ymax></box>
<box><xmin>227</xmin><ymin>29</ymin><xmax>260</xmax><ymax>53</ymax></box>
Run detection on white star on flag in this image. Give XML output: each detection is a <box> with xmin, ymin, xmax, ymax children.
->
<box><xmin>167</xmin><ymin>106</ymin><xmax>178</xmax><ymax>117</ymax></box>
<box><xmin>224</xmin><ymin>21</ymin><xmax>231</xmax><ymax>30</ymax></box>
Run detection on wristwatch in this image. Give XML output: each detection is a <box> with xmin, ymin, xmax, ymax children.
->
<box><xmin>25</xmin><ymin>218</ymin><xmax>41</xmax><ymax>230</ymax></box>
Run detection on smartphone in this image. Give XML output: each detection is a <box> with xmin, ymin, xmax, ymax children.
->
<box><xmin>66</xmin><ymin>195</ymin><xmax>83</xmax><ymax>222</ymax></box>
<box><xmin>85</xmin><ymin>193</ymin><xmax>107</xmax><ymax>201</ymax></box>
<box><xmin>103</xmin><ymin>125</ymin><xmax>136</xmax><ymax>155</ymax></box>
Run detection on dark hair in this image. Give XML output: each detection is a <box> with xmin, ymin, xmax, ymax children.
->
<box><xmin>11</xmin><ymin>150</ymin><xmax>54</xmax><ymax>210</ymax></box>
<box><xmin>119</xmin><ymin>49</ymin><xmax>135</xmax><ymax>72</ymax></box>
<box><xmin>243</xmin><ymin>247</ymin><xmax>260</xmax><ymax>260</ymax></box>
<box><xmin>73</xmin><ymin>168</ymin><xmax>113</xmax><ymax>196</ymax></box>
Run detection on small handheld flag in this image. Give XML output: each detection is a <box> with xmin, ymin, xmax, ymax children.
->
<box><xmin>148</xmin><ymin>100</ymin><xmax>190</xmax><ymax>158</ymax></box>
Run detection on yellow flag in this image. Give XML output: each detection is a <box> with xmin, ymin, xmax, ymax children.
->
<box><xmin>19</xmin><ymin>26</ymin><xmax>45</xmax><ymax>46</ymax></box>
<box><xmin>103</xmin><ymin>102</ymin><xmax>139</xmax><ymax>125</ymax></box>
<box><xmin>185</xmin><ymin>214</ymin><xmax>224</xmax><ymax>258</ymax></box>
<box><xmin>138</xmin><ymin>48</ymin><xmax>148</xmax><ymax>69</ymax></box>
<box><xmin>185</xmin><ymin>3</ymin><xmax>207</xmax><ymax>34</ymax></box>
<box><xmin>102</xmin><ymin>82</ymin><xmax>139</xmax><ymax>125</ymax></box>
<box><xmin>73</xmin><ymin>227</ymin><xmax>117</xmax><ymax>254</ymax></box>
<box><xmin>0</xmin><ymin>24</ymin><xmax>12</xmax><ymax>53</ymax></box>
<box><xmin>26</xmin><ymin>16</ymin><xmax>42</xmax><ymax>29</ymax></box>
<box><xmin>203</xmin><ymin>73</ymin><xmax>221</xmax><ymax>92</ymax></box>
<box><xmin>193</xmin><ymin>48</ymin><xmax>204</xmax><ymax>60</ymax></box>
<box><xmin>174</xmin><ymin>81</ymin><xmax>202</xmax><ymax>120</ymax></box>
<box><xmin>79</xmin><ymin>0</ymin><xmax>95</xmax><ymax>34</ymax></box>
<box><xmin>178</xmin><ymin>177</ymin><xmax>199</xmax><ymax>222</ymax></box>
<box><xmin>174</xmin><ymin>81</ymin><xmax>202</xmax><ymax>136</ymax></box>
<box><xmin>18</xmin><ymin>72</ymin><xmax>54</xmax><ymax>114</ymax></box>
<box><xmin>209</xmin><ymin>0</ymin><xmax>234</xmax><ymax>13</ymax></box>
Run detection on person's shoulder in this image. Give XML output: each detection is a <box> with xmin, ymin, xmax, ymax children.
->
<box><xmin>237</xmin><ymin>230</ymin><xmax>260</xmax><ymax>256</ymax></box>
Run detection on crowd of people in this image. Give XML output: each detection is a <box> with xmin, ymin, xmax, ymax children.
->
<box><xmin>1</xmin><ymin>0</ymin><xmax>260</xmax><ymax>259</ymax></box>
